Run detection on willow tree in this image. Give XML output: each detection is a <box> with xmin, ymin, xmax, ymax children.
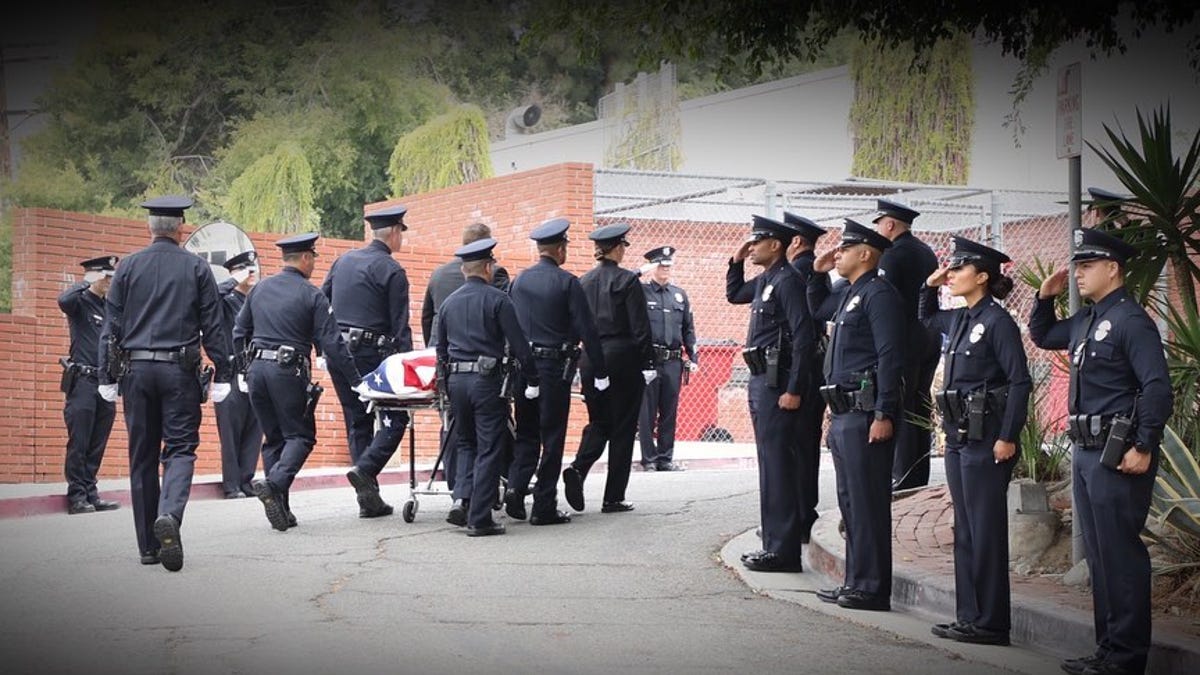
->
<box><xmin>223</xmin><ymin>143</ymin><xmax>318</xmax><ymax>233</ymax></box>
<box><xmin>388</xmin><ymin>105</ymin><xmax>494</xmax><ymax>197</ymax></box>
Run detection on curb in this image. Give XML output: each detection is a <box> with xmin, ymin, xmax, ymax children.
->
<box><xmin>805</xmin><ymin>509</ymin><xmax>1200</xmax><ymax>674</ymax></box>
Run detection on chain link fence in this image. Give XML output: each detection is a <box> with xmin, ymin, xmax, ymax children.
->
<box><xmin>594</xmin><ymin>168</ymin><xmax>1074</xmax><ymax>454</ymax></box>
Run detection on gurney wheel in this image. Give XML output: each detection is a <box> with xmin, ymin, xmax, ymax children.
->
<box><xmin>402</xmin><ymin>500</ymin><xmax>417</xmax><ymax>523</ymax></box>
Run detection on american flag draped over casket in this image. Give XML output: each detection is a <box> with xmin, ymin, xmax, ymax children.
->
<box><xmin>356</xmin><ymin>348</ymin><xmax>438</xmax><ymax>401</ymax></box>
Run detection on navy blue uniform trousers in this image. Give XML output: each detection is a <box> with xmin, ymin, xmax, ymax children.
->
<box><xmin>246</xmin><ymin>360</ymin><xmax>315</xmax><ymax>493</ymax></box>
<box><xmin>572</xmin><ymin>344</ymin><xmax>645</xmax><ymax>504</ymax></box>
<box><xmin>748</xmin><ymin>375</ymin><xmax>805</xmax><ymax>563</ymax></box>
<box><xmin>508</xmin><ymin>358</ymin><xmax>573</xmax><ymax>516</ymax></box>
<box><xmin>828</xmin><ymin>410</ymin><xmax>895</xmax><ymax>598</ymax></box>
<box><xmin>449</xmin><ymin>372</ymin><xmax>509</xmax><ymax>528</ymax></box>
<box><xmin>63</xmin><ymin>377</ymin><xmax>115</xmax><ymax>503</ymax></box>
<box><xmin>121</xmin><ymin>361</ymin><xmax>202</xmax><ymax>556</ymax></box>
<box><xmin>638</xmin><ymin>358</ymin><xmax>683</xmax><ymax>465</ymax></box>
<box><xmin>214</xmin><ymin>386</ymin><xmax>260</xmax><ymax>495</ymax></box>
<box><xmin>329</xmin><ymin>345</ymin><xmax>407</xmax><ymax>468</ymax></box>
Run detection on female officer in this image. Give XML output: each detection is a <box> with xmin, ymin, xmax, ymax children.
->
<box><xmin>919</xmin><ymin>236</ymin><xmax>1031</xmax><ymax>646</ymax></box>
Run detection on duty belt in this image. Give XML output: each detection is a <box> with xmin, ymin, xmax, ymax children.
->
<box><xmin>448</xmin><ymin>361</ymin><xmax>481</xmax><ymax>374</ymax></box>
<box><xmin>1067</xmin><ymin>414</ymin><xmax>1114</xmax><ymax>448</ymax></box>
<box><xmin>531</xmin><ymin>345</ymin><xmax>574</xmax><ymax>359</ymax></box>
<box><xmin>253</xmin><ymin>346</ymin><xmax>308</xmax><ymax>366</ymax></box>
<box><xmin>341</xmin><ymin>328</ymin><xmax>383</xmax><ymax>343</ymax></box>
<box><xmin>127</xmin><ymin>349</ymin><xmax>181</xmax><ymax>362</ymax></box>
<box><xmin>653</xmin><ymin>344</ymin><xmax>683</xmax><ymax>363</ymax></box>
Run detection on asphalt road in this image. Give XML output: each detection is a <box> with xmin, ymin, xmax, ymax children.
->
<box><xmin>0</xmin><ymin>462</ymin><xmax>1038</xmax><ymax>675</ymax></box>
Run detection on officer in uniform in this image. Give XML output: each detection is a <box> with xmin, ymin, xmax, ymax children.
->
<box><xmin>727</xmin><ymin>216</ymin><xmax>817</xmax><ymax>572</ymax></box>
<box><xmin>57</xmin><ymin>255</ymin><xmax>121</xmax><ymax>515</ymax></box>
<box><xmin>920</xmin><ymin>237</ymin><xmax>1032</xmax><ymax>646</ymax></box>
<box><xmin>563</xmin><ymin>223</ymin><xmax>654</xmax><ymax>514</ymax></box>
<box><xmin>322</xmin><ymin>204</ymin><xmax>414</xmax><ymax>518</ymax></box>
<box><xmin>873</xmin><ymin>199</ymin><xmax>939</xmax><ymax>490</ymax></box>
<box><xmin>1086</xmin><ymin>187</ymin><xmax>1129</xmax><ymax>223</ymax></box>
<box><xmin>784</xmin><ymin>212</ymin><xmax>829</xmax><ymax>542</ymax></box>
<box><xmin>215</xmin><ymin>250</ymin><xmax>262</xmax><ymax>499</ymax></box>
<box><xmin>436</xmin><ymin>238</ymin><xmax>538</xmax><ymax>536</ymax></box>
<box><xmin>809</xmin><ymin>219</ymin><xmax>904</xmax><ymax>609</ymax></box>
<box><xmin>238</xmin><ymin>233</ymin><xmax>360</xmax><ymax>531</ymax></box>
<box><xmin>503</xmin><ymin>218</ymin><xmax>609</xmax><ymax>525</ymax></box>
<box><xmin>638</xmin><ymin>245</ymin><xmax>697</xmax><ymax>472</ymax></box>
<box><xmin>98</xmin><ymin>196</ymin><xmax>233</xmax><ymax>571</ymax></box>
<box><xmin>1030</xmin><ymin>228</ymin><xmax>1171</xmax><ymax>675</ymax></box>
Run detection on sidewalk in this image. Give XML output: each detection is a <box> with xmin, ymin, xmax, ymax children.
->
<box><xmin>798</xmin><ymin>485</ymin><xmax>1200</xmax><ymax>674</ymax></box>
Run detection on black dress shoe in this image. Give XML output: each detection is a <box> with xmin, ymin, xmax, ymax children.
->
<box><xmin>90</xmin><ymin>498</ymin><xmax>120</xmax><ymax>511</ymax></box>
<box><xmin>529</xmin><ymin>510</ymin><xmax>571</xmax><ymax>526</ymax></box>
<box><xmin>1079</xmin><ymin>662</ymin><xmax>1135</xmax><ymax>675</ymax></box>
<box><xmin>640</xmin><ymin>462</ymin><xmax>656</xmax><ymax>472</ymax></box>
<box><xmin>563</xmin><ymin>466</ymin><xmax>585</xmax><ymax>512</ymax></box>
<box><xmin>504</xmin><ymin>489</ymin><xmax>527</xmax><ymax>520</ymax></box>
<box><xmin>741</xmin><ymin>552</ymin><xmax>803</xmax><ymax>573</ymax></box>
<box><xmin>68</xmin><ymin>500</ymin><xmax>96</xmax><ymax>515</ymax></box>
<box><xmin>347</xmin><ymin>467</ymin><xmax>392</xmax><ymax>517</ymax></box>
<box><xmin>286</xmin><ymin>510</ymin><xmax>298</xmax><ymax>529</ymax></box>
<box><xmin>601</xmin><ymin>501</ymin><xmax>634</xmax><ymax>513</ymax></box>
<box><xmin>740</xmin><ymin>549</ymin><xmax>768</xmax><ymax>563</ymax></box>
<box><xmin>1061</xmin><ymin>655</ymin><xmax>1105</xmax><ymax>675</ymax></box>
<box><xmin>446</xmin><ymin>499</ymin><xmax>468</xmax><ymax>527</ymax></box>
<box><xmin>836</xmin><ymin>590</ymin><xmax>890</xmax><ymax>611</ymax></box>
<box><xmin>152</xmin><ymin>514</ymin><xmax>184</xmax><ymax>572</ymax></box>
<box><xmin>815</xmin><ymin>586</ymin><xmax>845</xmax><ymax>604</ymax></box>
<box><xmin>225</xmin><ymin>491</ymin><xmax>246</xmax><ymax>500</ymax></box>
<box><xmin>139</xmin><ymin>550</ymin><xmax>159</xmax><ymax>565</ymax></box>
<box><xmin>948</xmin><ymin>623</ymin><xmax>1010</xmax><ymax>646</ymax></box>
<box><xmin>931</xmin><ymin>621</ymin><xmax>967</xmax><ymax>638</ymax></box>
<box><xmin>655</xmin><ymin>461</ymin><xmax>684</xmax><ymax>472</ymax></box>
<box><xmin>252</xmin><ymin>479</ymin><xmax>291</xmax><ymax>532</ymax></box>
<box><xmin>466</xmin><ymin>522</ymin><xmax>506</xmax><ymax>537</ymax></box>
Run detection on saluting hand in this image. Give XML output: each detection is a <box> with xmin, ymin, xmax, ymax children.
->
<box><xmin>813</xmin><ymin>249</ymin><xmax>836</xmax><ymax>274</ymax></box>
<box><xmin>777</xmin><ymin>392</ymin><xmax>801</xmax><ymax>410</ymax></box>
<box><xmin>1039</xmin><ymin>268</ymin><xmax>1069</xmax><ymax>299</ymax></box>
<box><xmin>732</xmin><ymin>241</ymin><xmax>752</xmax><ymax>263</ymax></box>
<box><xmin>925</xmin><ymin>266</ymin><xmax>950</xmax><ymax>288</ymax></box>
<box><xmin>1118</xmin><ymin>447</ymin><xmax>1152</xmax><ymax>475</ymax></box>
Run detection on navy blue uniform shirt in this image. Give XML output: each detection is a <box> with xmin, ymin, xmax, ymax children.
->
<box><xmin>580</xmin><ymin>259</ymin><xmax>654</xmax><ymax>369</ymax></box>
<box><xmin>436</xmin><ymin>277</ymin><xmax>538</xmax><ymax>385</ymax></box>
<box><xmin>921</xmin><ymin>291</ymin><xmax>1032</xmax><ymax>441</ymax></box>
<box><xmin>879</xmin><ymin>231</ymin><xmax>939</xmax><ymax>324</ymax></box>
<box><xmin>100</xmin><ymin>237</ymin><xmax>232</xmax><ymax>382</ymax></box>
<box><xmin>233</xmin><ymin>267</ymin><xmax>358</xmax><ymax>387</ymax></box>
<box><xmin>59</xmin><ymin>282</ymin><xmax>106</xmax><ymax>367</ymax></box>
<box><xmin>321</xmin><ymin>239</ymin><xmax>413</xmax><ymax>352</ymax></box>
<box><xmin>809</xmin><ymin>268</ymin><xmax>905</xmax><ymax>418</ymax></box>
<box><xmin>643</xmin><ymin>280</ymin><xmax>697</xmax><ymax>361</ymax></box>
<box><xmin>726</xmin><ymin>258</ymin><xmax>817</xmax><ymax>395</ymax></box>
<box><xmin>1029</xmin><ymin>287</ymin><xmax>1172</xmax><ymax>452</ymax></box>
<box><xmin>509</xmin><ymin>255</ymin><xmax>607</xmax><ymax>378</ymax></box>
<box><xmin>421</xmin><ymin>259</ymin><xmax>510</xmax><ymax>346</ymax></box>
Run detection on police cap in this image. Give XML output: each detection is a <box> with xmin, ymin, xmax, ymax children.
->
<box><xmin>946</xmin><ymin>236</ymin><xmax>1010</xmax><ymax>273</ymax></box>
<box><xmin>783</xmin><ymin>212</ymin><xmax>826</xmax><ymax>245</ymax></box>
<box><xmin>80</xmin><ymin>255</ymin><xmax>118</xmax><ymax>272</ymax></box>
<box><xmin>1071</xmin><ymin>227</ymin><xmax>1138</xmax><ymax>265</ymax></box>
<box><xmin>644</xmin><ymin>245</ymin><xmax>676</xmax><ymax>266</ymax></box>
<box><xmin>872</xmin><ymin>198</ymin><xmax>920</xmax><ymax>225</ymax></box>
<box><xmin>276</xmin><ymin>232</ymin><xmax>319</xmax><ymax>255</ymax></box>
<box><xmin>1086</xmin><ymin>187</ymin><xmax>1128</xmax><ymax>216</ymax></box>
<box><xmin>222</xmin><ymin>250</ymin><xmax>258</xmax><ymax>272</ymax></box>
<box><xmin>530</xmin><ymin>217</ymin><xmax>570</xmax><ymax>244</ymax></box>
<box><xmin>140</xmin><ymin>195</ymin><xmax>193</xmax><ymax>218</ymax></box>
<box><xmin>456</xmin><ymin>237</ymin><xmax>498</xmax><ymax>262</ymax></box>
<box><xmin>589</xmin><ymin>222</ymin><xmax>631</xmax><ymax>245</ymax></box>
<box><xmin>364</xmin><ymin>204</ymin><xmax>408</xmax><ymax>231</ymax></box>
<box><xmin>747</xmin><ymin>215</ymin><xmax>797</xmax><ymax>244</ymax></box>
<box><xmin>839</xmin><ymin>218</ymin><xmax>892</xmax><ymax>251</ymax></box>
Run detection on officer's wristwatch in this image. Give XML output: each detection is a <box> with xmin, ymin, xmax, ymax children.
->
<box><xmin>873</xmin><ymin>411</ymin><xmax>890</xmax><ymax>422</ymax></box>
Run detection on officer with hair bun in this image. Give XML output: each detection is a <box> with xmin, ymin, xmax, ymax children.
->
<box><xmin>921</xmin><ymin>236</ymin><xmax>1031</xmax><ymax>647</ymax></box>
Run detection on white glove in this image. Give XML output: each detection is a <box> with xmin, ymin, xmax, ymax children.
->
<box><xmin>353</xmin><ymin>381</ymin><xmax>371</xmax><ymax>397</ymax></box>
<box><xmin>209</xmin><ymin>382</ymin><xmax>231</xmax><ymax>404</ymax></box>
<box><xmin>594</xmin><ymin>376</ymin><xmax>610</xmax><ymax>392</ymax></box>
<box><xmin>642</xmin><ymin>369</ymin><xmax>658</xmax><ymax>385</ymax></box>
<box><xmin>83</xmin><ymin>270</ymin><xmax>104</xmax><ymax>284</ymax></box>
<box><xmin>524</xmin><ymin>385</ymin><xmax>540</xmax><ymax>400</ymax></box>
<box><xmin>230</xmin><ymin>268</ymin><xmax>251</xmax><ymax>284</ymax></box>
<box><xmin>98</xmin><ymin>384</ymin><xmax>119</xmax><ymax>402</ymax></box>
<box><xmin>638</xmin><ymin>262</ymin><xmax>657</xmax><ymax>276</ymax></box>
<box><xmin>316</xmin><ymin>356</ymin><xmax>328</xmax><ymax>371</ymax></box>
<box><xmin>236</xmin><ymin>374</ymin><xmax>248</xmax><ymax>393</ymax></box>
<box><xmin>686</xmin><ymin>361</ymin><xmax>699</xmax><ymax>373</ymax></box>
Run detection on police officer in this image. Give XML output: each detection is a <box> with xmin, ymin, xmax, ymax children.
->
<box><xmin>563</xmin><ymin>223</ymin><xmax>654</xmax><ymax>514</ymax></box>
<box><xmin>1030</xmin><ymin>228</ymin><xmax>1171</xmax><ymax>675</ymax></box>
<box><xmin>436</xmin><ymin>238</ymin><xmax>538</xmax><ymax>536</ymax></box>
<box><xmin>215</xmin><ymin>250</ymin><xmax>262</xmax><ymax>499</ymax></box>
<box><xmin>809</xmin><ymin>219</ymin><xmax>904</xmax><ymax>609</ymax></box>
<box><xmin>98</xmin><ymin>196</ymin><xmax>233</xmax><ymax>571</ymax></box>
<box><xmin>921</xmin><ymin>237</ymin><xmax>1031</xmax><ymax>646</ymax></box>
<box><xmin>322</xmin><ymin>204</ymin><xmax>414</xmax><ymax>518</ymax></box>
<box><xmin>638</xmin><ymin>245</ymin><xmax>697</xmax><ymax>472</ymax></box>
<box><xmin>727</xmin><ymin>216</ymin><xmax>817</xmax><ymax>572</ymax></box>
<box><xmin>503</xmin><ymin>218</ymin><xmax>608</xmax><ymax>525</ymax></box>
<box><xmin>421</xmin><ymin>222</ymin><xmax>511</xmax><ymax>493</ymax></box>
<box><xmin>873</xmin><ymin>199</ymin><xmax>940</xmax><ymax>490</ymax></box>
<box><xmin>238</xmin><ymin>233</ymin><xmax>360</xmax><ymax>532</ymax></box>
<box><xmin>57</xmin><ymin>255</ymin><xmax>120</xmax><ymax>515</ymax></box>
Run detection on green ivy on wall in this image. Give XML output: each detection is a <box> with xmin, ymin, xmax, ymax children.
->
<box><xmin>388</xmin><ymin>105</ymin><xmax>494</xmax><ymax>197</ymax></box>
<box><xmin>849</xmin><ymin>34</ymin><xmax>974</xmax><ymax>184</ymax></box>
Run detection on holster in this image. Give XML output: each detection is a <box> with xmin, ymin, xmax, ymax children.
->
<box><xmin>1067</xmin><ymin>414</ymin><xmax>1110</xmax><ymax>447</ymax></box>
<box><xmin>765</xmin><ymin>347</ymin><xmax>781</xmax><ymax>389</ymax></box>
<box><xmin>276</xmin><ymin>344</ymin><xmax>299</xmax><ymax>368</ymax></box>
<box><xmin>742</xmin><ymin>347</ymin><xmax>767</xmax><ymax>376</ymax></box>
<box><xmin>819</xmin><ymin>384</ymin><xmax>851</xmax><ymax>414</ymax></box>
<box><xmin>1100</xmin><ymin>415</ymin><xmax>1133</xmax><ymax>469</ymax></box>
<box><xmin>346</xmin><ymin>328</ymin><xmax>363</xmax><ymax>352</ymax></box>
<box><xmin>105</xmin><ymin>336</ymin><xmax>129</xmax><ymax>383</ymax></box>
<box><xmin>178</xmin><ymin>345</ymin><xmax>202</xmax><ymax>373</ymax></box>
<box><xmin>477</xmin><ymin>355</ymin><xmax>499</xmax><ymax>376</ymax></box>
<box><xmin>198</xmin><ymin>365</ymin><xmax>214</xmax><ymax>403</ymax></box>
<box><xmin>305</xmin><ymin>382</ymin><xmax>324</xmax><ymax>418</ymax></box>
<box><xmin>934</xmin><ymin>390</ymin><xmax>966</xmax><ymax>427</ymax></box>
<box><xmin>562</xmin><ymin>345</ymin><xmax>581</xmax><ymax>382</ymax></box>
<box><xmin>854</xmin><ymin>373</ymin><xmax>876</xmax><ymax>411</ymax></box>
<box><xmin>497</xmin><ymin>356</ymin><xmax>516</xmax><ymax>400</ymax></box>
<box><xmin>59</xmin><ymin>357</ymin><xmax>77</xmax><ymax>394</ymax></box>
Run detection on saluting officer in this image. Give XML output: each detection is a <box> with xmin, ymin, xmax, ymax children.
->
<box><xmin>436</xmin><ymin>238</ymin><xmax>538</xmax><ymax>536</ymax></box>
<box><xmin>563</xmin><ymin>223</ymin><xmax>654</xmax><ymax>514</ymax></box>
<box><xmin>873</xmin><ymin>199</ymin><xmax>940</xmax><ymax>490</ymax></box>
<box><xmin>921</xmin><ymin>237</ymin><xmax>1031</xmax><ymax>647</ymax></box>
<box><xmin>98</xmin><ymin>196</ymin><xmax>233</xmax><ymax>571</ymax></box>
<box><xmin>503</xmin><ymin>218</ymin><xmax>608</xmax><ymax>525</ymax></box>
<box><xmin>809</xmin><ymin>219</ymin><xmax>904</xmax><ymax>610</ymax></box>
<box><xmin>727</xmin><ymin>216</ymin><xmax>817</xmax><ymax>573</ymax></box>
<box><xmin>638</xmin><ymin>245</ymin><xmax>697</xmax><ymax>472</ymax></box>
<box><xmin>784</xmin><ymin>212</ymin><xmax>829</xmax><ymax>542</ymax></box>
<box><xmin>1030</xmin><ymin>228</ymin><xmax>1171</xmax><ymax>675</ymax></box>
<box><xmin>58</xmin><ymin>255</ymin><xmax>120</xmax><ymax>515</ymax></box>
<box><xmin>239</xmin><ymin>233</ymin><xmax>360</xmax><ymax>532</ymax></box>
<box><xmin>215</xmin><ymin>250</ymin><xmax>262</xmax><ymax>499</ymax></box>
<box><xmin>322</xmin><ymin>204</ymin><xmax>414</xmax><ymax>518</ymax></box>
